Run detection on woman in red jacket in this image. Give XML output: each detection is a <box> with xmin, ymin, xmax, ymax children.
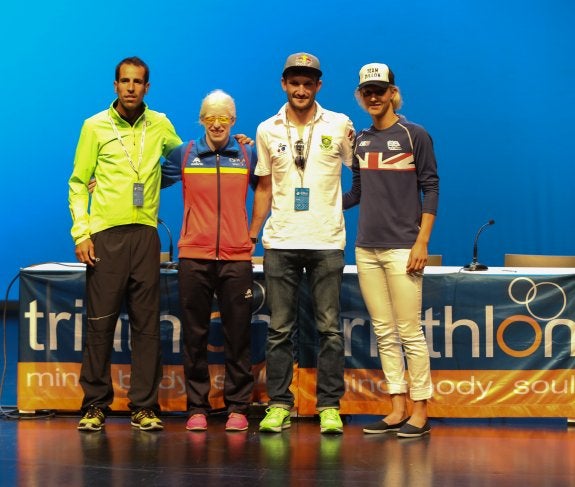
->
<box><xmin>162</xmin><ymin>90</ymin><xmax>258</xmax><ymax>432</ymax></box>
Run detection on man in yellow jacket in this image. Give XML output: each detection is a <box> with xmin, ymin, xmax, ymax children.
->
<box><xmin>68</xmin><ymin>56</ymin><xmax>181</xmax><ymax>432</ymax></box>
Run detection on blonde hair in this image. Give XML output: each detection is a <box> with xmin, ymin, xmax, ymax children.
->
<box><xmin>199</xmin><ymin>89</ymin><xmax>236</xmax><ymax>121</ymax></box>
<box><xmin>355</xmin><ymin>85</ymin><xmax>403</xmax><ymax>112</ymax></box>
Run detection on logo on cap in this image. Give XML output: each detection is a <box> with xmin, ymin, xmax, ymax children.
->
<box><xmin>283</xmin><ymin>52</ymin><xmax>322</xmax><ymax>76</ymax></box>
<box><xmin>363</xmin><ymin>66</ymin><xmax>387</xmax><ymax>82</ymax></box>
<box><xmin>358</xmin><ymin>63</ymin><xmax>393</xmax><ymax>88</ymax></box>
<box><xmin>294</xmin><ymin>54</ymin><xmax>313</xmax><ymax>67</ymax></box>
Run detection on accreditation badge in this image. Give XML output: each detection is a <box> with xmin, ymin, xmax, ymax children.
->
<box><xmin>294</xmin><ymin>187</ymin><xmax>310</xmax><ymax>211</ymax></box>
<box><xmin>133</xmin><ymin>182</ymin><xmax>144</xmax><ymax>207</ymax></box>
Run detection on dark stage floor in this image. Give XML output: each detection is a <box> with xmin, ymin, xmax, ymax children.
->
<box><xmin>1</xmin><ymin>412</ymin><xmax>574</xmax><ymax>486</ymax></box>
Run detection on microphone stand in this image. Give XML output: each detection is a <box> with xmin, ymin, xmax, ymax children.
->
<box><xmin>464</xmin><ymin>220</ymin><xmax>495</xmax><ymax>271</ymax></box>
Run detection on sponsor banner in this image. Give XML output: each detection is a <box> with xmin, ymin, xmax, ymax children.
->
<box><xmin>18</xmin><ymin>362</ymin><xmax>271</xmax><ymax>412</ymax></box>
<box><xmin>18</xmin><ymin>270</ymin><xmax>267</xmax><ymax>365</ymax></box>
<box><xmin>18</xmin><ymin>361</ymin><xmax>575</xmax><ymax>417</ymax></box>
<box><xmin>297</xmin><ymin>368</ymin><xmax>575</xmax><ymax>417</ymax></box>
<box><xmin>422</xmin><ymin>274</ymin><xmax>575</xmax><ymax>370</ymax></box>
<box><xmin>337</xmin><ymin>274</ymin><xmax>575</xmax><ymax>371</ymax></box>
<box><xmin>18</xmin><ymin>268</ymin><xmax>575</xmax><ymax>415</ymax></box>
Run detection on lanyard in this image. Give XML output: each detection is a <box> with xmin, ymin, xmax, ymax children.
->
<box><xmin>285</xmin><ymin>107</ymin><xmax>316</xmax><ymax>184</ymax></box>
<box><xmin>108</xmin><ymin>113</ymin><xmax>147</xmax><ymax>181</ymax></box>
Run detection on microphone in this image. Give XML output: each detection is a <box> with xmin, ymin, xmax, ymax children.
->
<box><xmin>464</xmin><ymin>219</ymin><xmax>495</xmax><ymax>271</ymax></box>
<box><xmin>158</xmin><ymin>218</ymin><xmax>177</xmax><ymax>269</ymax></box>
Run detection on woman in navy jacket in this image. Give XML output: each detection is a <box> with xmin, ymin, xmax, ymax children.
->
<box><xmin>344</xmin><ymin>64</ymin><xmax>439</xmax><ymax>438</ymax></box>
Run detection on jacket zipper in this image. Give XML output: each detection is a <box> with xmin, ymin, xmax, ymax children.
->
<box><xmin>216</xmin><ymin>153</ymin><xmax>221</xmax><ymax>259</ymax></box>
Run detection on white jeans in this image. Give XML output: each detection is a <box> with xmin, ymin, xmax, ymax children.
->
<box><xmin>356</xmin><ymin>247</ymin><xmax>433</xmax><ymax>401</ymax></box>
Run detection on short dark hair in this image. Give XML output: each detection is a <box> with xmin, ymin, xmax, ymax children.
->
<box><xmin>115</xmin><ymin>56</ymin><xmax>150</xmax><ymax>83</ymax></box>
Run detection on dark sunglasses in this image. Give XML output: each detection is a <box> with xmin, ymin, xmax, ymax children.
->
<box><xmin>360</xmin><ymin>86</ymin><xmax>389</xmax><ymax>98</ymax></box>
<box><xmin>294</xmin><ymin>139</ymin><xmax>306</xmax><ymax>170</ymax></box>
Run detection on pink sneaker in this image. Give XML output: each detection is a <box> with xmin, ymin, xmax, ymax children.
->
<box><xmin>226</xmin><ymin>413</ymin><xmax>248</xmax><ymax>431</ymax></box>
<box><xmin>186</xmin><ymin>414</ymin><xmax>207</xmax><ymax>431</ymax></box>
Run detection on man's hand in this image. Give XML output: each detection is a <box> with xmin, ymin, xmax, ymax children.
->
<box><xmin>88</xmin><ymin>178</ymin><xmax>96</xmax><ymax>193</ymax></box>
<box><xmin>75</xmin><ymin>238</ymin><xmax>97</xmax><ymax>266</ymax></box>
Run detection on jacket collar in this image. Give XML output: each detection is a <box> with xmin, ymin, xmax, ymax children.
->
<box><xmin>275</xmin><ymin>101</ymin><xmax>325</xmax><ymax>125</ymax></box>
<box><xmin>196</xmin><ymin>134</ymin><xmax>240</xmax><ymax>156</ymax></box>
<box><xmin>109</xmin><ymin>100</ymin><xmax>148</xmax><ymax>125</ymax></box>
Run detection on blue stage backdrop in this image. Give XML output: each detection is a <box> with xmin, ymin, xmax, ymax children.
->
<box><xmin>1</xmin><ymin>0</ymin><xmax>574</xmax><ymax>298</ymax></box>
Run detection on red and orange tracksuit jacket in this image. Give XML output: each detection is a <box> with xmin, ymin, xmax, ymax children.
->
<box><xmin>161</xmin><ymin>136</ymin><xmax>258</xmax><ymax>261</ymax></box>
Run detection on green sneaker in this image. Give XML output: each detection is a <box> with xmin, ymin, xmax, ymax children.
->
<box><xmin>319</xmin><ymin>408</ymin><xmax>343</xmax><ymax>434</ymax></box>
<box><xmin>78</xmin><ymin>406</ymin><xmax>105</xmax><ymax>431</ymax></box>
<box><xmin>259</xmin><ymin>407</ymin><xmax>291</xmax><ymax>432</ymax></box>
<box><xmin>131</xmin><ymin>408</ymin><xmax>164</xmax><ymax>431</ymax></box>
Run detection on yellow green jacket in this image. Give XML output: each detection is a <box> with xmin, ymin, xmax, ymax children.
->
<box><xmin>68</xmin><ymin>101</ymin><xmax>181</xmax><ymax>244</ymax></box>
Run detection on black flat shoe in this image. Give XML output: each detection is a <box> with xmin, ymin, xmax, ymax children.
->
<box><xmin>397</xmin><ymin>421</ymin><xmax>431</xmax><ymax>438</ymax></box>
<box><xmin>363</xmin><ymin>417</ymin><xmax>409</xmax><ymax>434</ymax></box>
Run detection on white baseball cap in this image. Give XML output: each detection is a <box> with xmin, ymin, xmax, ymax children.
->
<box><xmin>358</xmin><ymin>63</ymin><xmax>395</xmax><ymax>89</ymax></box>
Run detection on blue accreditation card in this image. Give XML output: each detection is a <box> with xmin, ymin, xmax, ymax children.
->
<box><xmin>133</xmin><ymin>182</ymin><xmax>144</xmax><ymax>207</ymax></box>
<box><xmin>294</xmin><ymin>187</ymin><xmax>310</xmax><ymax>211</ymax></box>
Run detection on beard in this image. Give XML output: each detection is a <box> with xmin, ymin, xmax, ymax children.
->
<box><xmin>288</xmin><ymin>95</ymin><xmax>316</xmax><ymax>114</ymax></box>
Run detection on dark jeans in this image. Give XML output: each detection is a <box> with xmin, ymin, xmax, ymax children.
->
<box><xmin>179</xmin><ymin>258</ymin><xmax>254</xmax><ymax>415</ymax></box>
<box><xmin>263</xmin><ymin>249</ymin><xmax>345</xmax><ymax>409</ymax></box>
<box><xmin>80</xmin><ymin>224</ymin><xmax>162</xmax><ymax>413</ymax></box>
